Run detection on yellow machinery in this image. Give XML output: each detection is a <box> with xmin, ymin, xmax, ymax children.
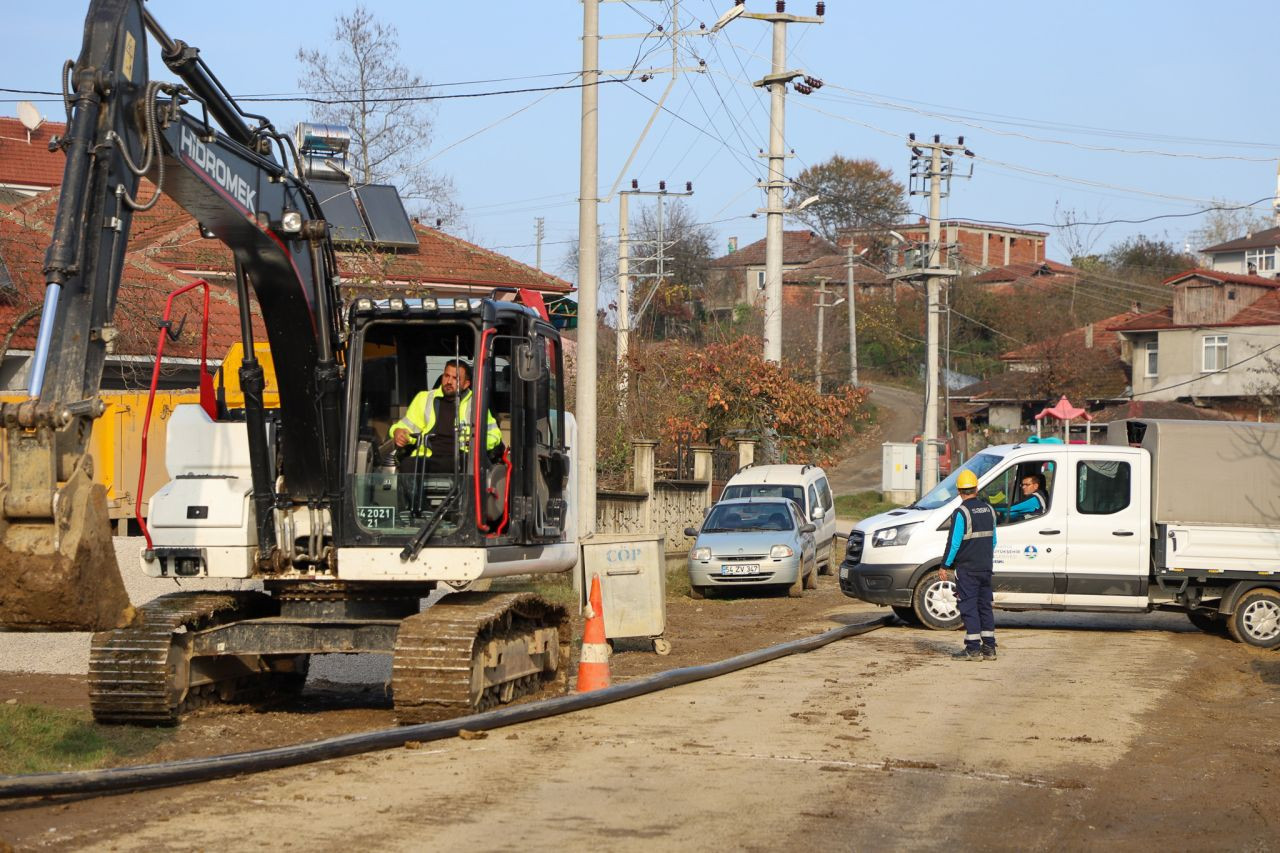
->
<box><xmin>0</xmin><ymin>343</ymin><xmax>277</xmax><ymax>533</ymax></box>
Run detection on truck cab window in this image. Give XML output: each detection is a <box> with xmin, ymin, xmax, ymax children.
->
<box><xmin>981</xmin><ymin>460</ymin><xmax>1054</xmax><ymax>524</ymax></box>
<box><xmin>1077</xmin><ymin>461</ymin><xmax>1131</xmax><ymax>514</ymax></box>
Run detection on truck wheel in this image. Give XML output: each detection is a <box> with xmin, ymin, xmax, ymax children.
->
<box><xmin>891</xmin><ymin>605</ymin><xmax>921</xmax><ymax>625</ymax></box>
<box><xmin>912</xmin><ymin>570</ymin><xmax>962</xmax><ymax>631</ymax></box>
<box><xmin>1227</xmin><ymin>589</ymin><xmax>1280</xmax><ymax>648</ymax></box>
<box><xmin>1186</xmin><ymin>609</ymin><xmax>1226</xmax><ymax>635</ymax></box>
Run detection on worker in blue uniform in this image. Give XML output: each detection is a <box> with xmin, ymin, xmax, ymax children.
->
<box><xmin>941</xmin><ymin>469</ymin><xmax>998</xmax><ymax>661</ymax></box>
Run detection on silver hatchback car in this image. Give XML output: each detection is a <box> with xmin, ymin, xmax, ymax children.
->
<box><xmin>684</xmin><ymin>497</ymin><xmax>818</xmax><ymax>599</ymax></box>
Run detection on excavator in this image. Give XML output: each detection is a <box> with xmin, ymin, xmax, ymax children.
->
<box><xmin>0</xmin><ymin>0</ymin><xmax>577</xmax><ymax>724</ymax></box>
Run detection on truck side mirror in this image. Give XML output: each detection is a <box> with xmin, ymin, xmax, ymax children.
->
<box><xmin>810</xmin><ymin>504</ymin><xmax>824</xmax><ymax>521</ymax></box>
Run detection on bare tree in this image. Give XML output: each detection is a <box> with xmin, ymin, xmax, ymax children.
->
<box><xmin>1188</xmin><ymin>200</ymin><xmax>1274</xmax><ymax>254</ymax></box>
<box><xmin>786</xmin><ymin>155</ymin><xmax>909</xmax><ymax>244</ymax></box>
<box><xmin>297</xmin><ymin>5</ymin><xmax>458</xmax><ymax>223</ymax></box>
<box><xmin>1053</xmin><ymin>203</ymin><xmax>1108</xmax><ymax>266</ymax></box>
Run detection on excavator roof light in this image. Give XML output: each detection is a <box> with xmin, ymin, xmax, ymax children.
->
<box><xmin>421</xmin><ymin>297</ymin><xmax>438</xmax><ymax>310</ymax></box>
<box><xmin>354</xmin><ymin>298</ymin><xmax>374</xmax><ymax>314</ymax></box>
<box><xmin>387</xmin><ymin>298</ymin><xmax>406</xmax><ymax>312</ymax></box>
<box><xmin>280</xmin><ymin>210</ymin><xmax>303</xmax><ymax>234</ymax></box>
<box><xmin>469</xmin><ymin>298</ymin><xmax>483</xmax><ymax>310</ymax></box>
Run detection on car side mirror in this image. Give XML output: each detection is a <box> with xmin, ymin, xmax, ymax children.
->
<box><xmin>683</xmin><ymin>526</ymin><xmax>699</xmax><ymax>537</ymax></box>
<box><xmin>800</xmin><ymin>522</ymin><xmax>816</xmax><ymax>534</ymax></box>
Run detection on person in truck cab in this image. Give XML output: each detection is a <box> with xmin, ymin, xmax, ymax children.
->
<box><xmin>1003</xmin><ymin>472</ymin><xmax>1047</xmax><ymax>521</ymax></box>
<box><xmin>392</xmin><ymin>360</ymin><xmax>502</xmax><ymax>474</ymax></box>
<box><xmin>941</xmin><ymin>469</ymin><xmax>998</xmax><ymax>662</ymax></box>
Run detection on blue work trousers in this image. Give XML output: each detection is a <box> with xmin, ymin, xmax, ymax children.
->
<box><xmin>955</xmin><ymin>568</ymin><xmax>995</xmax><ymax>651</ymax></box>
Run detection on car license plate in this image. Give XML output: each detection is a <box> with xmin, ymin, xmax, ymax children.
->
<box><xmin>720</xmin><ymin>564</ymin><xmax>759</xmax><ymax>576</ymax></box>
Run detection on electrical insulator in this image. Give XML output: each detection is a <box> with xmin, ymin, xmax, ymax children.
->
<box><xmin>957</xmin><ymin>135</ymin><xmax>965</xmax><ymax>146</ymax></box>
<box><xmin>631</xmin><ymin>179</ymin><xmax>638</xmax><ymax>190</ymax></box>
<box><xmin>686</xmin><ymin>181</ymin><xmax>692</xmax><ymax>192</ymax></box>
<box><xmin>656</xmin><ymin>25</ymin><xmax>664</xmax><ymax>32</ymax></box>
<box><xmin>794</xmin><ymin>83</ymin><xmax>811</xmax><ymax>95</ymax></box>
<box><xmin>933</xmin><ymin>134</ymin><xmax>941</xmax><ymax>143</ymax></box>
<box><xmin>816</xmin><ymin>2</ymin><xmax>825</xmax><ymax>15</ymax></box>
<box><xmin>659</xmin><ymin>180</ymin><xmax>666</xmax><ymax>191</ymax></box>
<box><xmin>908</xmin><ymin>132</ymin><xmax>916</xmax><ymax>141</ymax></box>
<box><xmin>776</xmin><ymin>1</ymin><xmax>785</xmax><ymax>12</ymax></box>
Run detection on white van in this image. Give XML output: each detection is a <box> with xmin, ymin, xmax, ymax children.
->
<box><xmin>721</xmin><ymin>464</ymin><xmax>838</xmax><ymax>573</ymax></box>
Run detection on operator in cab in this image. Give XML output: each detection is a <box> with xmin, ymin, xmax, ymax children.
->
<box><xmin>941</xmin><ymin>469</ymin><xmax>998</xmax><ymax>662</ymax></box>
<box><xmin>1001</xmin><ymin>471</ymin><xmax>1048</xmax><ymax>522</ymax></box>
<box><xmin>391</xmin><ymin>360</ymin><xmax>502</xmax><ymax>473</ymax></box>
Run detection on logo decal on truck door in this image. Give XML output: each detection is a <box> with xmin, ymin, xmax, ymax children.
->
<box><xmin>1023</xmin><ymin>545</ymin><xmax>1038</xmax><ymax>560</ymax></box>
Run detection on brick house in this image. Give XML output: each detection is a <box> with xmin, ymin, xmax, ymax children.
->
<box><xmin>704</xmin><ymin>230</ymin><xmax>838</xmax><ymax>316</ymax></box>
<box><xmin>843</xmin><ymin>219</ymin><xmax>1048</xmax><ymax>272</ymax></box>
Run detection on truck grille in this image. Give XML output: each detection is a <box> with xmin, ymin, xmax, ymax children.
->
<box><xmin>844</xmin><ymin>531</ymin><xmax>864</xmax><ymax>566</ymax></box>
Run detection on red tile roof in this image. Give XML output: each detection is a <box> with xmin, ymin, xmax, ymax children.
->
<box><xmin>1162</xmin><ymin>268</ymin><xmax>1280</xmax><ymax>289</ymax></box>
<box><xmin>710</xmin><ymin>230</ymin><xmax>838</xmax><ymax>268</ymax></box>
<box><xmin>970</xmin><ymin>259</ymin><xmax>1076</xmax><ymax>284</ymax></box>
<box><xmin>1109</xmin><ymin>289</ymin><xmax>1280</xmax><ymax>332</ymax></box>
<box><xmin>1089</xmin><ymin>400</ymin><xmax>1235</xmax><ymax>423</ymax></box>
<box><xmin>1199</xmin><ymin>226</ymin><xmax>1280</xmax><ymax>254</ymax></box>
<box><xmin>0</xmin><ymin>117</ymin><xmax>67</xmax><ymax>190</ymax></box>
<box><xmin>0</xmin><ymin>209</ymin><xmax>256</xmax><ymax>360</ymax></box>
<box><xmin>779</xmin><ymin>253</ymin><xmax>889</xmax><ymax>286</ymax></box>
<box><xmin>1000</xmin><ymin>310</ymin><xmax>1140</xmax><ymax>362</ymax></box>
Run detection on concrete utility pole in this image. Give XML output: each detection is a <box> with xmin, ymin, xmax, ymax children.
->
<box><xmin>813</xmin><ymin>281</ymin><xmax>843</xmax><ymax>391</ymax></box>
<box><xmin>617</xmin><ymin>191</ymin><xmax>630</xmax><ymax>394</ymax></box>
<box><xmin>535</xmin><ymin>217</ymin><xmax>545</xmax><ymax>270</ymax></box>
<box><xmin>623</xmin><ymin>181</ymin><xmax>694</xmax><ymax>336</ymax></box>
<box><xmin>846</xmin><ymin>245</ymin><xmax>868</xmax><ymax>388</ymax></box>
<box><xmin>905</xmin><ymin>134</ymin><xmax>971</xmax><ymax>494</ymax></box>
<box><xmin>733</xmin><ymin>2</ymin><xmax>824</xmax><ymax>365</ymax></box>
<box><xmin>577</xmin><ymin>0</ymin><xmax>599</xmax><ymax>543</ymax></box>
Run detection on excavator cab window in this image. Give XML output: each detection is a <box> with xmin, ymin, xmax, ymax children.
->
<box><xmin>348</xmin><ymin>321</ymin><xmax>480</xmax><ymax>540</ymax></box>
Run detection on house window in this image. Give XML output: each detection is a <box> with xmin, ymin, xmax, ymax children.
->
<box><xmin>1144</xmin><ymin>341</ymin><xmax>1158</xmax><ymax>377</ymax></box>
<box><xmin>1246</xmin><ymin>248</ymin><xmax>1276</xmax><ymax>273</ymax></box>
<box><xmin>1202</xmin><ymin>334</ymin><xmax>1228</xmax><ymax>372</ymax></box>
<box><xmin>756</xmin><ymin>270</ymin><xmax>766</xmax><ymax>290</ymax></box>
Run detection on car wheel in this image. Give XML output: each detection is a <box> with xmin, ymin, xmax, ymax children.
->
<box><xmin>912</xmin><ymin>569</ymin><xmax>962</xmax><ymax>630</ymax></box>
<box><xmin>818</xmin><ymin>539</ymin><xmax>835</xmax><ymax>576</ymax></box>
<box><xmin>891</xmin><ymin>605</ymin><xmax>920</xmax><ymax>625</ymax></box>
<box><xmin>1227</xmin><ymin>589</ymin><xmax>1280</xmax><ymax>648</ymax></box>
<box><xmin>787</xmin><ymin>569</ymin><xmax>804</xmax><ymax>598</ymax></box>
<box><xmin>689</xmin><ymin>584</ymin><xmax>706</xmax><ymax>600</ymax></box>
<box><xmin>1186</xmin><ymin>609</ymin><xmax>1225</xmax><ymax>635</ymax></box>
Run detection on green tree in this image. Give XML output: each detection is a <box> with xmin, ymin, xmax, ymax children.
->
<box><xmin>1102</xmin><ymin>235</ymin><xmax>1197</xmax><ymax>284</ymax></box>
<box><xmin>787</xmin><ymin>156</ymin><xmax>909</xmax><ymax>244</ymax></box>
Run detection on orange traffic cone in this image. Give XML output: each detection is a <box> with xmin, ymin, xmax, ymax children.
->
<box><xmin>576</xmin><ymin>574</ymin><xmax>611</xmax><ymax>692</ymax></box>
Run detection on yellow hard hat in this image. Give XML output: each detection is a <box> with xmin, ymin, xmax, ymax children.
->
<box><xmin>956</xmin><ymin>470</ymin><xmax>978</xmax><ymax>490</ymax></box>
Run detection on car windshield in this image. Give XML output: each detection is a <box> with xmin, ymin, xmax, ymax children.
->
<box><xmin>915</xmin><ymin>453</ymin><xmax>1004</xmax><ymax>510</ymax></box>
<box><xmin>704</xmin><ymin>503</ymin><xmax>795</xmax><ymax>532</ymax></box>
<box><xmin>722</xmin><ymin>484</ymin><xmax>804</xmax><ymax>505</ymax></box>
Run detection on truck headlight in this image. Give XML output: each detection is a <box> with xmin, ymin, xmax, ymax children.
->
<box><xmin>769</xmin><ymin>544</ymin><xmax>794</xmax><ymax>559</ymax></box>
<box><xmin>872</xmin><ymin>522</ymin><xmax>920</xmax><ymax>547</ymax></box>
<box><xmin>691</xmin><ymin>547</ymin><xmax>711</xmax><ymax>561</ymax></box>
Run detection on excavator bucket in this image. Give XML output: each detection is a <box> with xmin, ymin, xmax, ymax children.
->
<box><xmin>0</xmin><ymin>464</ymin><xmax>134</xmax><ymax>632</ymax></box>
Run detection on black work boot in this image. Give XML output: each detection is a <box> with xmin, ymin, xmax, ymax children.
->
<box><xmin>951</xmin><ymin>647</ymin><xmax>981</xmax><ymax>661</ymax></box>
<box><xmin>981</xmin><ymin>644</ymin><xmax>997</xmax><ymax>661</ymax></box>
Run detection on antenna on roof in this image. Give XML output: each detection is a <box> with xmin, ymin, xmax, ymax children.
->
<box><xmin>16</xmin><ymin>102</ymin><xmax>43</xmax><ymax>137</ymax></box>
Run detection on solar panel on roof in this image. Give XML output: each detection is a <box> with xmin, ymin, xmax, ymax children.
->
<box><xmin>310</xmin><ymin>180</ymin><xmax>370</xmax><ymax>243</ymax></box>
<box><xmin>355</xmin><ymin>184</ymin><xmax>418</xmax><ymax>250</ymax></box>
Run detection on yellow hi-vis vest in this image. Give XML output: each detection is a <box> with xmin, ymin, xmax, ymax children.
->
<box><xmin>392</xmin><ymin>387</ymin><xmax>501</xmax><ymax>458</ymax></box>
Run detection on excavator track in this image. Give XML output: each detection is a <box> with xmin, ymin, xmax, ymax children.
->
<box><xmin>88</xmin><ymin>591</ymin><xmax>276</xmax><ymax>724</ymax></box>
<box><xmin>392</xmin><ymin>592</ymin><xmax>570</xmax><ymax>725</ymax></box>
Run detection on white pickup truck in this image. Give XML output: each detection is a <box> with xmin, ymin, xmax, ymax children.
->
<box><xmin>840</xmin><ymin>418</ymin><xmax>1280</xmax><ymax>648</ymax></box>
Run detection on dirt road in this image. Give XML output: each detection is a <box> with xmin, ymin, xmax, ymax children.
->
<box><xmin>827</xmin><ymin>382</ymin><xmax>922</xmax><ymax>495</ymax></box>
<box><xmin>5</xmin><ymin>598</ymin><xmax>1276</xmax><ymax>851</ymax></box>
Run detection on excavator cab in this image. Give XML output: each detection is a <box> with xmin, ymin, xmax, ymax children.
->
<box><xmin>342</xmin><ymin>296</ymin><xmax>570</xmax><ymax>552</ymax></box>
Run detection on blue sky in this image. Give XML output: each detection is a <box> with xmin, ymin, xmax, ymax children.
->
<box><xmin>5</xmin><ymin>1</ymin><xmax>1280</xmax><ymax>303</ymax></box>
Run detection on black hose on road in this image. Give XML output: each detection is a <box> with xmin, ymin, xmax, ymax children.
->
<box><xmin>0</xmin><ymin>615</ymin><xmax>892</xmax><ymax>801</ymax></box>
